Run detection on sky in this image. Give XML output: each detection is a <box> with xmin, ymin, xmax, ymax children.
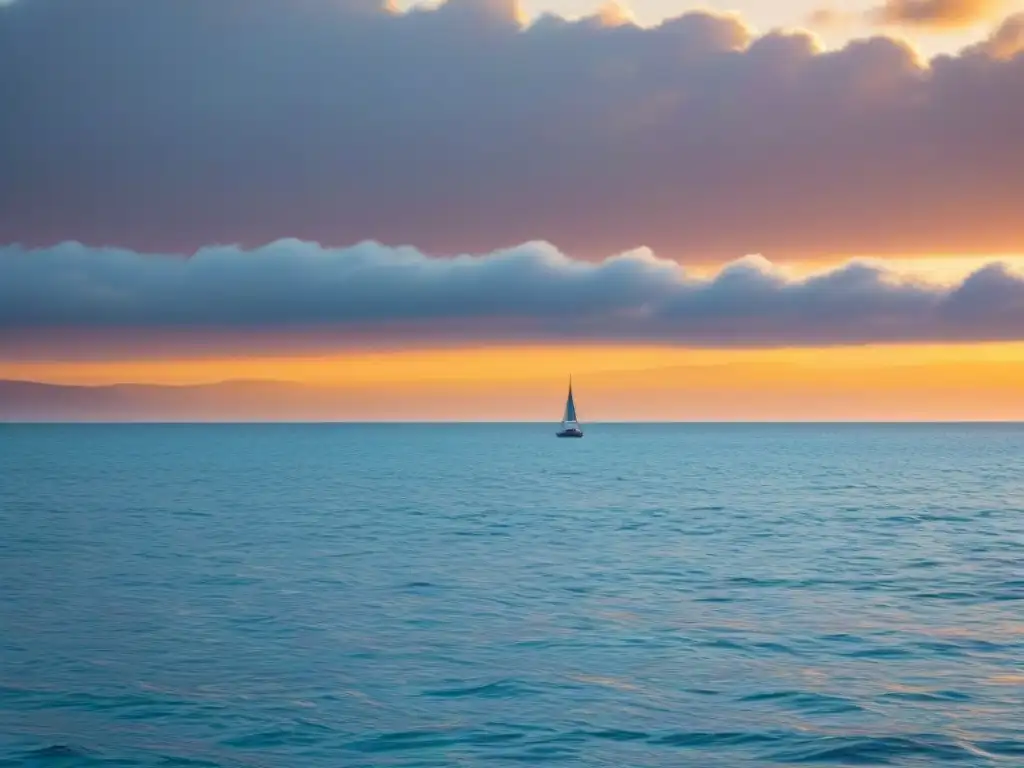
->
<box><xmin>2</xmin><ymin>0</ymin><xmax>1024</xmax><ymax>420</ymax></box>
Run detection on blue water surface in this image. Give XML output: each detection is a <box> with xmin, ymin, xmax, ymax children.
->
<box><xmin>1</xmin><ymin>423</ymin><xmax>1023</xmax><ymax>766</ymax></box>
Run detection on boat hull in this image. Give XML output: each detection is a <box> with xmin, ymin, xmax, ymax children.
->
<box><xmin>556</xmin><ymin>429</ymin><xmax>584</xmax><ymax>438</ymax></box>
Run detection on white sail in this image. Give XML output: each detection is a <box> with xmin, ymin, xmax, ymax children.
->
<box><xmin>560</xmin><ymin>377</ymin><xmax>580</xmax><ymax>429</ymax></box>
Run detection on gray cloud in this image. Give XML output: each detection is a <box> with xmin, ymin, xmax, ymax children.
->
<box><xmin>4</xmin><ymin>240</ymin><xmax>1024</xmax><ymax>354</ymax></box>
<box><xmin>1</xmin><ymin>0</ymin><xmax>1023</xmax><ymax>260</ymax></box>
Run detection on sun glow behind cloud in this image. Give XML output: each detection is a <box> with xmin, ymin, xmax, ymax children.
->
<box><xmin>771</xmin><ymin>255</ymin><xmax>1024</xmax><ymax>284</ymax></box>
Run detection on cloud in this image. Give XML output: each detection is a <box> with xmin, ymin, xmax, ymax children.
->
<box><xmin>1</xmin><ymin>1</ymin><xmax>1023</xmax><ymax>260</ymax></box>
<box><xmin>868</xmin><ymin>0</ymin><xmax>1008</xmax><ymax>28</ymax></box>
<box><xmin>969</xmin><ymin>11</ymin><xmax>1024</xmax><ymax>55</ymax></box>
<box><xmin>5</xmin><ymin>240</ymin><xmax>1024</xmax><ymax>357</ymax></box>
<box><xmin>805</xmin><ymin>7</ymin><xmax>857</xmax><ymax>29</ymax></box>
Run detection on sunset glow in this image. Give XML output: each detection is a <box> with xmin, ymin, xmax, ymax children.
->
<box><xmin>8</xmin><ymin>341</ymin><xmax>1024</xmax><ymax>388</ymax></box>
<box><xmin>4</xmin><ymin>340</ymin><xmax>1024</xmax><ymax>421</ymax></box>
<box><xmin>4</xmin><ymin>0</ymin><xmax>1024</xmax><ymax>421</ymax></box>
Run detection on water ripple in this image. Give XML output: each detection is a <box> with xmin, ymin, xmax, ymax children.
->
<box><xmin>2</xmin><ymin>423</ymin><xmax>1023</xmax><ymax>767</ymax></box>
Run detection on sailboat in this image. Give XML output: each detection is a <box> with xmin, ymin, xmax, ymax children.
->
<box><xmin>556</xmin><ymin>377</ymin><xmax>584</xmax><ymax>438</ymax></box>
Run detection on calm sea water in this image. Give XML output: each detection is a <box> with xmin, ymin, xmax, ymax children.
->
<box><xmin>2</xmin><ymin>424</ymin><xmax>1023</xmax><ymax>767</ymax></box>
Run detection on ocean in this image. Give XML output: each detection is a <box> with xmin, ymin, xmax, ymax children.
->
<box><xmin>1</xmin><ymin>423</ymin><xmax>1022</xmax><ymax>767</ymax></box>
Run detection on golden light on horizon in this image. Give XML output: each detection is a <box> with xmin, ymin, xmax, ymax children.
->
<box><xmin>8</xmin><ymin>340</ymin><xmax>1024</xmax><ymax>387</ymax></box>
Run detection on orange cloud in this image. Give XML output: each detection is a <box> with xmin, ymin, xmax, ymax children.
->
<box><xmin>804</xmin><ymin>6</ymin><xmax>858</xmax><ymax>30</ymax></box>
<box><xmin>868</xmin><ymin>0</ymin><xmax>1006</xmax><ymax>28</ymax></box>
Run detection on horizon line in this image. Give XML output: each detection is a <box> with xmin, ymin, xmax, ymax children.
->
<box><xmin>5</xmin><ymin>420</ymin><xmax>1024</xmax><ymax>426</ymax></box>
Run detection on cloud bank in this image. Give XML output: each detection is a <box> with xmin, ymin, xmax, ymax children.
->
<box><xmin>5</xmin><ymin>240</ymin><xmax>1024</xmax><ymax>356</ymax></box>
<box><xmin>1</xmin><ymin>0</ymin><xmax>1024</xmax><ymax>259</ymax></box>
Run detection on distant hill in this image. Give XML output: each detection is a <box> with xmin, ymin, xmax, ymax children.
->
<box><xmin>0</xmin><ymin>380</ymin><xmax>313</xmax><ymax>422</ymax></box>
<box><xmin>0</xmin><ymin>379</ymin><xmax>556</xmax><ymax>422</ymax></box>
